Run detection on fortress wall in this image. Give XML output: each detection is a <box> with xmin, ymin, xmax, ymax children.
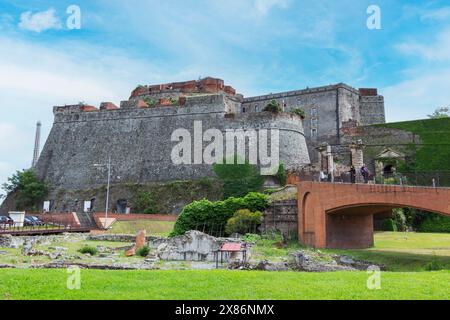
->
<box><xmin>35</xmin><ymin>94</ymin><xmax>310</xmax><ymax>192</ymax></box>
<box><xmin>242</xmin><ymin>84</ymin><xmax>363</xmax><ymax>163</ymax></box>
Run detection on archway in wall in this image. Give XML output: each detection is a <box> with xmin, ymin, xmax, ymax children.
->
<box><xmin>301</xmin><ymin>192</ymin><xmax>315</xmax><ymax>247</ymax></box>
<box><xmin>325</xmin><ymin>204</ymin><xmax>449</xmax><ymax>249</ymax></box>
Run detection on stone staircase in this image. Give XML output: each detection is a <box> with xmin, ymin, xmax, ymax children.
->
<box><xmin>75</xmin><ymin>212</ymin><xmax>98</xmax><ymax>229</ymax></box>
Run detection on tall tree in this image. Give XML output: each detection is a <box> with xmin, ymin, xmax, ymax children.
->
<box><xmin>2</xmin><ymin>169</ymin><xmax>48</xmax><ymax>210</ymax></box>
<box><xmin>428</xmin><ymin>107</ymin><xmax>449</xmax><ymax>119</ymax></box>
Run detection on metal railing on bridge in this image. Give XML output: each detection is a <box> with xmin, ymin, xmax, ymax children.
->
<box><xmin>332</xmin><ymin>171</ymin><xmax>450</xmax><ymax>188</ymax></box>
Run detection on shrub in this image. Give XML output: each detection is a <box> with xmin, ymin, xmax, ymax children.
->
<box><xmin>290</xmin><ymin>108</ymin><xmax>306</xmax><ymax>119</ymax></box>
<box><xmin>78</xmin><ymin>246</ymin><xmax>98</xmax><ymax>256</ymax></box>
<box><xmin>225</xmin><ymin>209</ymin><xmax>263</xmax><ymax>235</ymax></box>
<box><xmin>276</xmin><ymin>164</ymin><xmax>287</xmax><ymax>186</ymax></box>
<box><xmin>143</xmin><ymin>97</ymin><xmax>157</xmax><ymax>108</ymax></box>
<box><xmin>171</xmin><ymin>192</ymin><xmax>270</xmax><ymax>237</ymax></box>
<box><xmin>392</xmin><ymin>208</ymin><xmax>407</xmax><ymax>231</ymax></box>
<box><xmin>425</xmin><ymin>256</ymin><xmax>444</xmax><ymax>271</ymax></box>
<box><xmin>417</xmin><ymin>215</ymin><xmax>450</xmax><ymax>233</ymax></box>
<box><xmin>263</xmin><ymin>100</ymin><xmax>282</xmax><ymax>113</ymax></box>
<box><xmin>169</xmin><ymin>97</ymin><xmax>179</xmax><ymax>106</ymax></box>
<box><xmin>382</xmin><ymin>219</ymin><xmax>398</xmax><ymax>232</ymax></box>
<box><xmin>136</xmin><ymin>246</ymin><xmax>151</xmax><ymax>257</ymax></box>
<box><xmin>242</xmin><ymin>233</ymin><xmax>262</xmax><ymax>243</ymax></box>
<box><xmin>133</xmin><ymin>191</ymin><xmax>159</xmax><ymax>214</ymax></box>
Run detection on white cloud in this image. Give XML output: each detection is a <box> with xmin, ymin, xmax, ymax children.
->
<box><xmin>18</xmin><ymin>8</ymin><xmax>62</xmax><ymax>33</ymax></box>
<box><xmin>421</xmin><ymin>7</ymin><xmax>450</xmax><ymax>21</ymax></box>
<box><xmin>396</xmin><ymin>28</ymin><xmax>450</xmax><ymax>62</ymax></box>
<box><xmin>383</xmin><ymin>69</ymin><xmax>450</xmax><ymax>122</ymax></box>
<box><xmin>254</xmin><ymin>0</ymin><xmax>289</xmax><ymax>16</ymax></box>
<box><xmin>0</xmin><ymin>36</ymin><xmax>177</xmax><ymax>187</ymax></box>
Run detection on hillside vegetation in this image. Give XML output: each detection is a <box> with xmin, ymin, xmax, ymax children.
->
<box><xmin>378</xmin><ymin>118</ymin><xmax>450</xmax><ymax>172</ymax></box>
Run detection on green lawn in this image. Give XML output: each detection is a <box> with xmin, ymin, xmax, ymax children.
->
<box><xmin>0</xmin><ymin>269</ymin><xmax>448</xmax><ymax>300</ymax></box>
<box><xmin>1</xmin><ymin>231</ymin><xmax>449</xmax><ymax>300</ymax></box>
<box><xmin>107</xmin><ymin>220</ymin><xmax>175</xmax><ymax>237</ymax></box>
<box><xmin>326</xmin><ymin>232</ymin><xmax>450</xmax><ymax>272</ymax></box>
<box><xmin>250</xmin><ymin>232</ymin><xmax>450</xmax><ymax>272</ymax></box>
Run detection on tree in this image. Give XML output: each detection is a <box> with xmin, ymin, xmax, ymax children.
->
<box><xmin>213</xmin><ymin>158</ymin><xmax>265</xmax><ymax>199</ymax></box>
<box><xmin>428</xmin><ymin>107</ymin><xmax>449</xmax><ymax>119</ymax></box>
<box><xmin>2</xmin><ymin>169</ymin><xmax>48</xmax><ymax>210</ymax></box>
<box><xmin>225</xmin><ymin>209</ymin><xmax>263</xmax><ymax>235</ymax></box>
<box><xmin>133</xmin><ymin>191</ymin><xmax>159</xmax><ymax>214</ymax></box>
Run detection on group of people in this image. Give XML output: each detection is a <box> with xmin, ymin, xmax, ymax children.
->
<box><xmin>348</xmin><ymin>164</ymin><xmax>370</xmax><ymax>184</ymax></box>
<box><xmin>320</xmin><ymin>164</ymin><xmax>371</xmax><ymax>184</ymax></box>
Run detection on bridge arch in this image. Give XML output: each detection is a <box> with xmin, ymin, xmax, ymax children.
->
<box><xmin>297</xmin><ymin>182</ymin><xmax>450</xmax><ymax>249</ymax></box>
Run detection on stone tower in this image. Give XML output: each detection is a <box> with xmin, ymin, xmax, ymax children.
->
<box><xmin>32</xmin><ymin>121</ymin><xmax>41</xmax><ymax>167</ymax></box>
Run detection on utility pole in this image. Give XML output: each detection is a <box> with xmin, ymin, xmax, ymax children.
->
<box><xmin>94</xmin><ymin>155</ymin><xmax>112</xmax><ymax>230</ymax></box>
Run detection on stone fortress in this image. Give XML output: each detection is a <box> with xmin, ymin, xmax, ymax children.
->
<box><xmin>2</xmin><ymin>77</ymin><xmax>397</xmax><ymax>214</ymax></box>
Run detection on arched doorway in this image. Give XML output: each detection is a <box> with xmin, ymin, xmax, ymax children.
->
<box><xmin>116</xmin><ymin>199</ymin><xmax>128</xmax><ymax>214</ymax></box>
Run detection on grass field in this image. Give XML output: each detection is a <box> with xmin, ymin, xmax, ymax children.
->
<box><xmin>0</xmin><ymin>231</ymin><xmax>449</xmax><ymax>300</ymax></box>
<box><xmin>0</xmin><ymin>269</ymin><xmax>448</xmax><ymax>300</ymax></box>
<box><xmin>251</xmin><ymin>232</ymin><xmax>450</xmax><ymax>271</ymax></box>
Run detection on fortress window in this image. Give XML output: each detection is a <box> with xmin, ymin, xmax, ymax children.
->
<box><xmin>311</xmin><ymin>128</ymin><xmax>317</xmax><ymax>137</ymax></box>
<box><xmin>311</xmin><ymin>118</ymin><xmax>318</xmax><ymax>128</ymax></box>
<box><xmin>311</xmin><ymin>107</ymin><xmax>318</xmax><ymax>117</ymax></box>
<box><xmin>242</xmin><ymin>107</ymin><xmax>246</xmax><ymax>113</ymax></box>
<box><xmin>255</xmin><ymin>105</ymin><xmax>260</xmax><ymax>112</ymax></box>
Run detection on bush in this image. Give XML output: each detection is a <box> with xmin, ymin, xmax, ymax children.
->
<box><xmin>425</xmin><ymin>256</ymin><xmax>444</xmax><ymax>271</ymax></box>
<box><xmin>133</xmin><ymin>191</ymin><xmax>159</xmax><ymax>214</ymax></box>
<box><xmin>143</xmin><ymin>97</ymin><xmax>157</xmax><ymax>108</ymax></box>
<box><xmin>263</xmin><ymin>100</ymin><xmax>282</xmax><ymax>113</ymax></box>
<box><xmin>242</xmin><ymin>233</ymin><xmax>262</xmax><ymax>243</ymax></box>
<box><xmin>382</xmin><ymin>219</ymin><xmax>398</xmax><ymax>232</ymax></box>
<box><xmin>170</xmin><ymin>192</ymin><xmax>270</xmax><ymax>237</ymax></box>
<box><xmin>276</xmin><ymin>164</ymin><xmax>287</xmax><ymax>186</ymax></box>
<box><xmin>392</xmin><ymin>209</ymin><xmax>407</xmax><ymax>231</ymax></box>
<box><xmin>136</xmin><ymin>246</ymin><xmax>151</xmax><ymax>257</ymax></box>
<box><xmin>225</xmin><ymin>209</ymin><xmax>263</xmax><ymax>235</ymax></box>
<box><xmin>290</xmin><ymin>108</ymin><xmax>305</xmax><ymax>119</ymax></box>
<box><xmin>78</xmin><ymin>246</ymin><xmax>98</xmax><ymax>256</ymax></box>
<box><xmin>417</xmin><ymin>215</ymin><xmax>450</xmax><ymax>233</ymax></box>
<box><xmin>213</xmin><ymin>159</ymin><xmax>265</xmax><ymax>199</ymax></box>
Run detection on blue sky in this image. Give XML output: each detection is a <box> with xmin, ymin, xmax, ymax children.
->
<box><xmin>0</xmin><ymin>0</ymin><xmax>449</xmax><ymax>188</ymax></box>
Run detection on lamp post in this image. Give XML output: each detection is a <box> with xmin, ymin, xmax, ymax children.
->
<box><xmin>94</xmin><ymin>155</ymin><xmax>112</xmax><ymax>230</ymax></box>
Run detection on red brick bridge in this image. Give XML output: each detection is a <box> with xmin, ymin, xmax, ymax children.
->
<box><xmin>297</xmin><ymin>182</ymin><xmax>450</xmax><ymax>249</ymax></box>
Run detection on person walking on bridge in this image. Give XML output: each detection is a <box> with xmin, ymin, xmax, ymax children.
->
<box><xmin>361</xmin><ymin>164</ymin><xmax>370</xmax><ymax>184</ymax></box>
<box><xmin>349</xmin><ymin>166</ymin><xmax>356</xmax><ymax>184</ymax></box>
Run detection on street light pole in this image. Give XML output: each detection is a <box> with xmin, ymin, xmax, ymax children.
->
<box><xmin>94</xmin><ymin>155</ymin><xmax>112</xmax><ymax>230</ymax></box>
<box><xmin>105</xmin><ymin>155</ymin><xmax>111</xmax><ymax>230</ymax></box>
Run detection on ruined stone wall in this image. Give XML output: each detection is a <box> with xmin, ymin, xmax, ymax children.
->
<box><xmin>340</xmin><ymin>124</ymin><xmax>421</xmax><ymax>173</ymax></box>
